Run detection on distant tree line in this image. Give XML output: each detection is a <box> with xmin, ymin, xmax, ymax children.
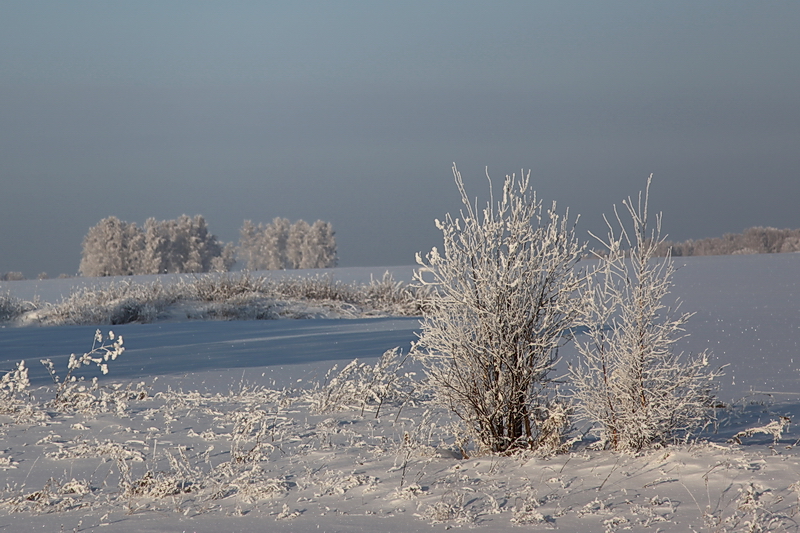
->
<box><xmin>77</xmin><ymin>215</ymin><xmax>337</xmax><ymax>277</ymax></box>
<box><xmin>655</xmin><ymin>226</ymin><xmax>800</xmax><ymax>257</ymax></box>
<box><xmin>238</xmin><ymin>218</ymin><xmax>337</xmax><ymax>270</ymax></box>
<box><xmin>0</xmin><ymin>272</ymin><xmax>71</xmax><ymax>281</ymax></box>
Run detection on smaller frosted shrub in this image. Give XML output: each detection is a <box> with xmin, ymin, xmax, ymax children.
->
<box><xmin>228</xmin><ymin>407</ymin><xmax>276</xmax><ymax>463</ymax></box>
<box><xmin>0</xmin><ymin>477</ymin><xmax>94</xmax><ymax>514</ymax></box>
<box><xmin>729</xmin><ymin>417</ymin><xmax>791</xmax><ymax>445</ymax></box>
<box><xmin>417</xmin><ymin>491</ymin><xmax>474</xmax><ymax>525</ymax></box>
<box><xmin>121</xmin><ymin>453</ymin><xmax>198</xmax><ymax>500</ymax></box>
<box><xmin>571</xmin><ymin>178</ymin><xmax>720</xmax><ymax>451</ymax></box>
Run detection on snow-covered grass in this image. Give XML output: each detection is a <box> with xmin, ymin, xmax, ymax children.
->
<box><xmin>1</xmin><ymin>329</ymin><xmax>800</xmax><ymax>533</ymax></box>
<box><xmin>0</xmin><ymin>291</ymin><xmax>34</xmax><ymax>322</ymax></box>
<box><xmin>2</xmin><ymin>269</ymin><xmax>422</xmax><ymax>326</ymax></box>
<box><xmin>0</xmin><ymin>257</ymin><xmax>799</xmax><ymax>531</ymax></box>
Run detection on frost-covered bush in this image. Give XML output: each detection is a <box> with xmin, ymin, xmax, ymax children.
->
<box><xmin>703</xmin><ymin>482</ymin><xmax>792</xmax><ymax>533</ymax></box>
<box><xmin>364</xmin><ymin>271</ymin><xmax>425</xmax><ymax>315</ymax></box>
<box><xmin>570</xmin><ymin>177</ymin><xmax>721</xmax><ymax>452</ymax></box>
<box><xmin>271</xmin><ymin>274</ymin><xmax>355</xmax><ymax>302</ymax></box>
<box><xmin>413</xmin><ymin>164</ymin><xmax>585</xmax><ymax>453</ymax></box>
<box><xmin>272</xmin><ymin>271</ymin><xmax>420</xmax><ymax>314</ymax></box>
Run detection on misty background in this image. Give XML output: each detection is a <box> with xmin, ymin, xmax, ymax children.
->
<box><xmin>2</xmin><ymin>1</ymin><xmax>799</xmax><ymax>278</ymax></box>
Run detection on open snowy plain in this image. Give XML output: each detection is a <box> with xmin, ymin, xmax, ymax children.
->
<box><xmin>1</xmin><ymin>255</ymin><xmax>799</xmax><ymax>532</ymax></box>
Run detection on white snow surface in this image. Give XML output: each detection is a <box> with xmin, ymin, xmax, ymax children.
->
<box><xmin>0</xmin><ymin>256</ymin><xmax>799</xmax><ymax>532</ymax></box>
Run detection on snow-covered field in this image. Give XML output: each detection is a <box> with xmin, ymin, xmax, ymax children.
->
<box><xmin>0</xmin><ymin>255</ymin><xmax>799</xmax><ymax>532</ymax></box>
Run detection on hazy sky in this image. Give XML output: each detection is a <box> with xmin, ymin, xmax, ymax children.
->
<box><xmin>2</xmin><ymin>1</ymin><xmax>799</xmax><ymax>277</ymax></box>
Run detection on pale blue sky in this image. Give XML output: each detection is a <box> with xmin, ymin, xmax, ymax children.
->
<box><xmin>2</xmin><ymin>1</ymin><xmax>799</xmax><ymax>276</ymax></box>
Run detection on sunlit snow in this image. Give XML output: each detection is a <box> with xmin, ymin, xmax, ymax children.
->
<box><xmin>0</xmin><ymin>256</ymin><xmax>799</xmax><ymax>532</ymax></box>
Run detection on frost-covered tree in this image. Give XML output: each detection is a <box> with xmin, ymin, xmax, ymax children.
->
<box><xmin>237</xmin><ymin>218</ymin><xmax>337</xmax><ymax>270</ymax></box>
<box><xmin>300</xmin><ymin>220</ymin><xmax>337</xmax><ymax>269</ymax></box>
<box><xmin>210</xmin><ymin>242</ymin><xmax>237</xmax><ymax>273</ymax></box>
<box><xmin>139</xmin><ymin>217</ymin><xmax>170</xmax><ymax>274</ymax></box>
<box><xmin>413</xmin><ymin>164</ymin><xmax>585</xmax><ymax>453</ymax></box>
<box><xmin>570</xmin><ymin>177</ymin><xmax>721</xmax><ymax>452</ymax></box>
<box><xmin>155</xmin><ymin>215</ymin><xmax>229</xmax><ymax>274</ymax></box>
<box><xmin>79</xmin><ymin>217</ymin><xmax>144</xmax><ymax>277</ymax></box>
<box><xmin>656</xmin><ymin>226</ymin><xmax>800</xmax><ymax>257</ymax></box>
<box><xmin>80</xmin><ymin>215</ymin><xmax>233</xmax><ymax>276</ymax></box>
<box><xmin>238</xmin><ymin>219</ymin><xmax>284</xmax><ymax>270</ymax></box>
<box><xmin>263</xmin><ymin>217</ymin><xmax>291</xmax><ymax>270</ymax></box>
<box><xmin>286</xmin><ymin>220</ymin><xmax>310</xmax><ymax>269</ymax></box>
<box><xmin>237</xmin><ymin>220</ymin><xmax>261</xmax><ymax>271</ymax></box>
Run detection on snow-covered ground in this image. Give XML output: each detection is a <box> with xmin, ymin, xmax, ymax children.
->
<box><xmin>0</xmin><ymin>255</ymin><xmax>799</xmax><ymax>532</ymax></box>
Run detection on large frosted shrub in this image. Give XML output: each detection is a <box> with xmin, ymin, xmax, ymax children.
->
<box><xmin>570</xmin><ymin>177</ymin><xmax>721</xmax><ymax>452</ymax></box>
<box><xmin>413</xmin><ymin>164</ymin><xmax>585</xmax><ymax>453</ymax></box>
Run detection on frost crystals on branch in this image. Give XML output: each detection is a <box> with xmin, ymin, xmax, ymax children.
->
<box><xmin>413</xmin><ymin>163</ymin><xmax>585</xmax><ymax>454</ymax></box>
<box><xmin>570</xmin><ymin>176</ymin><xmax>722</xmax><ymax>452</ymax></box>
